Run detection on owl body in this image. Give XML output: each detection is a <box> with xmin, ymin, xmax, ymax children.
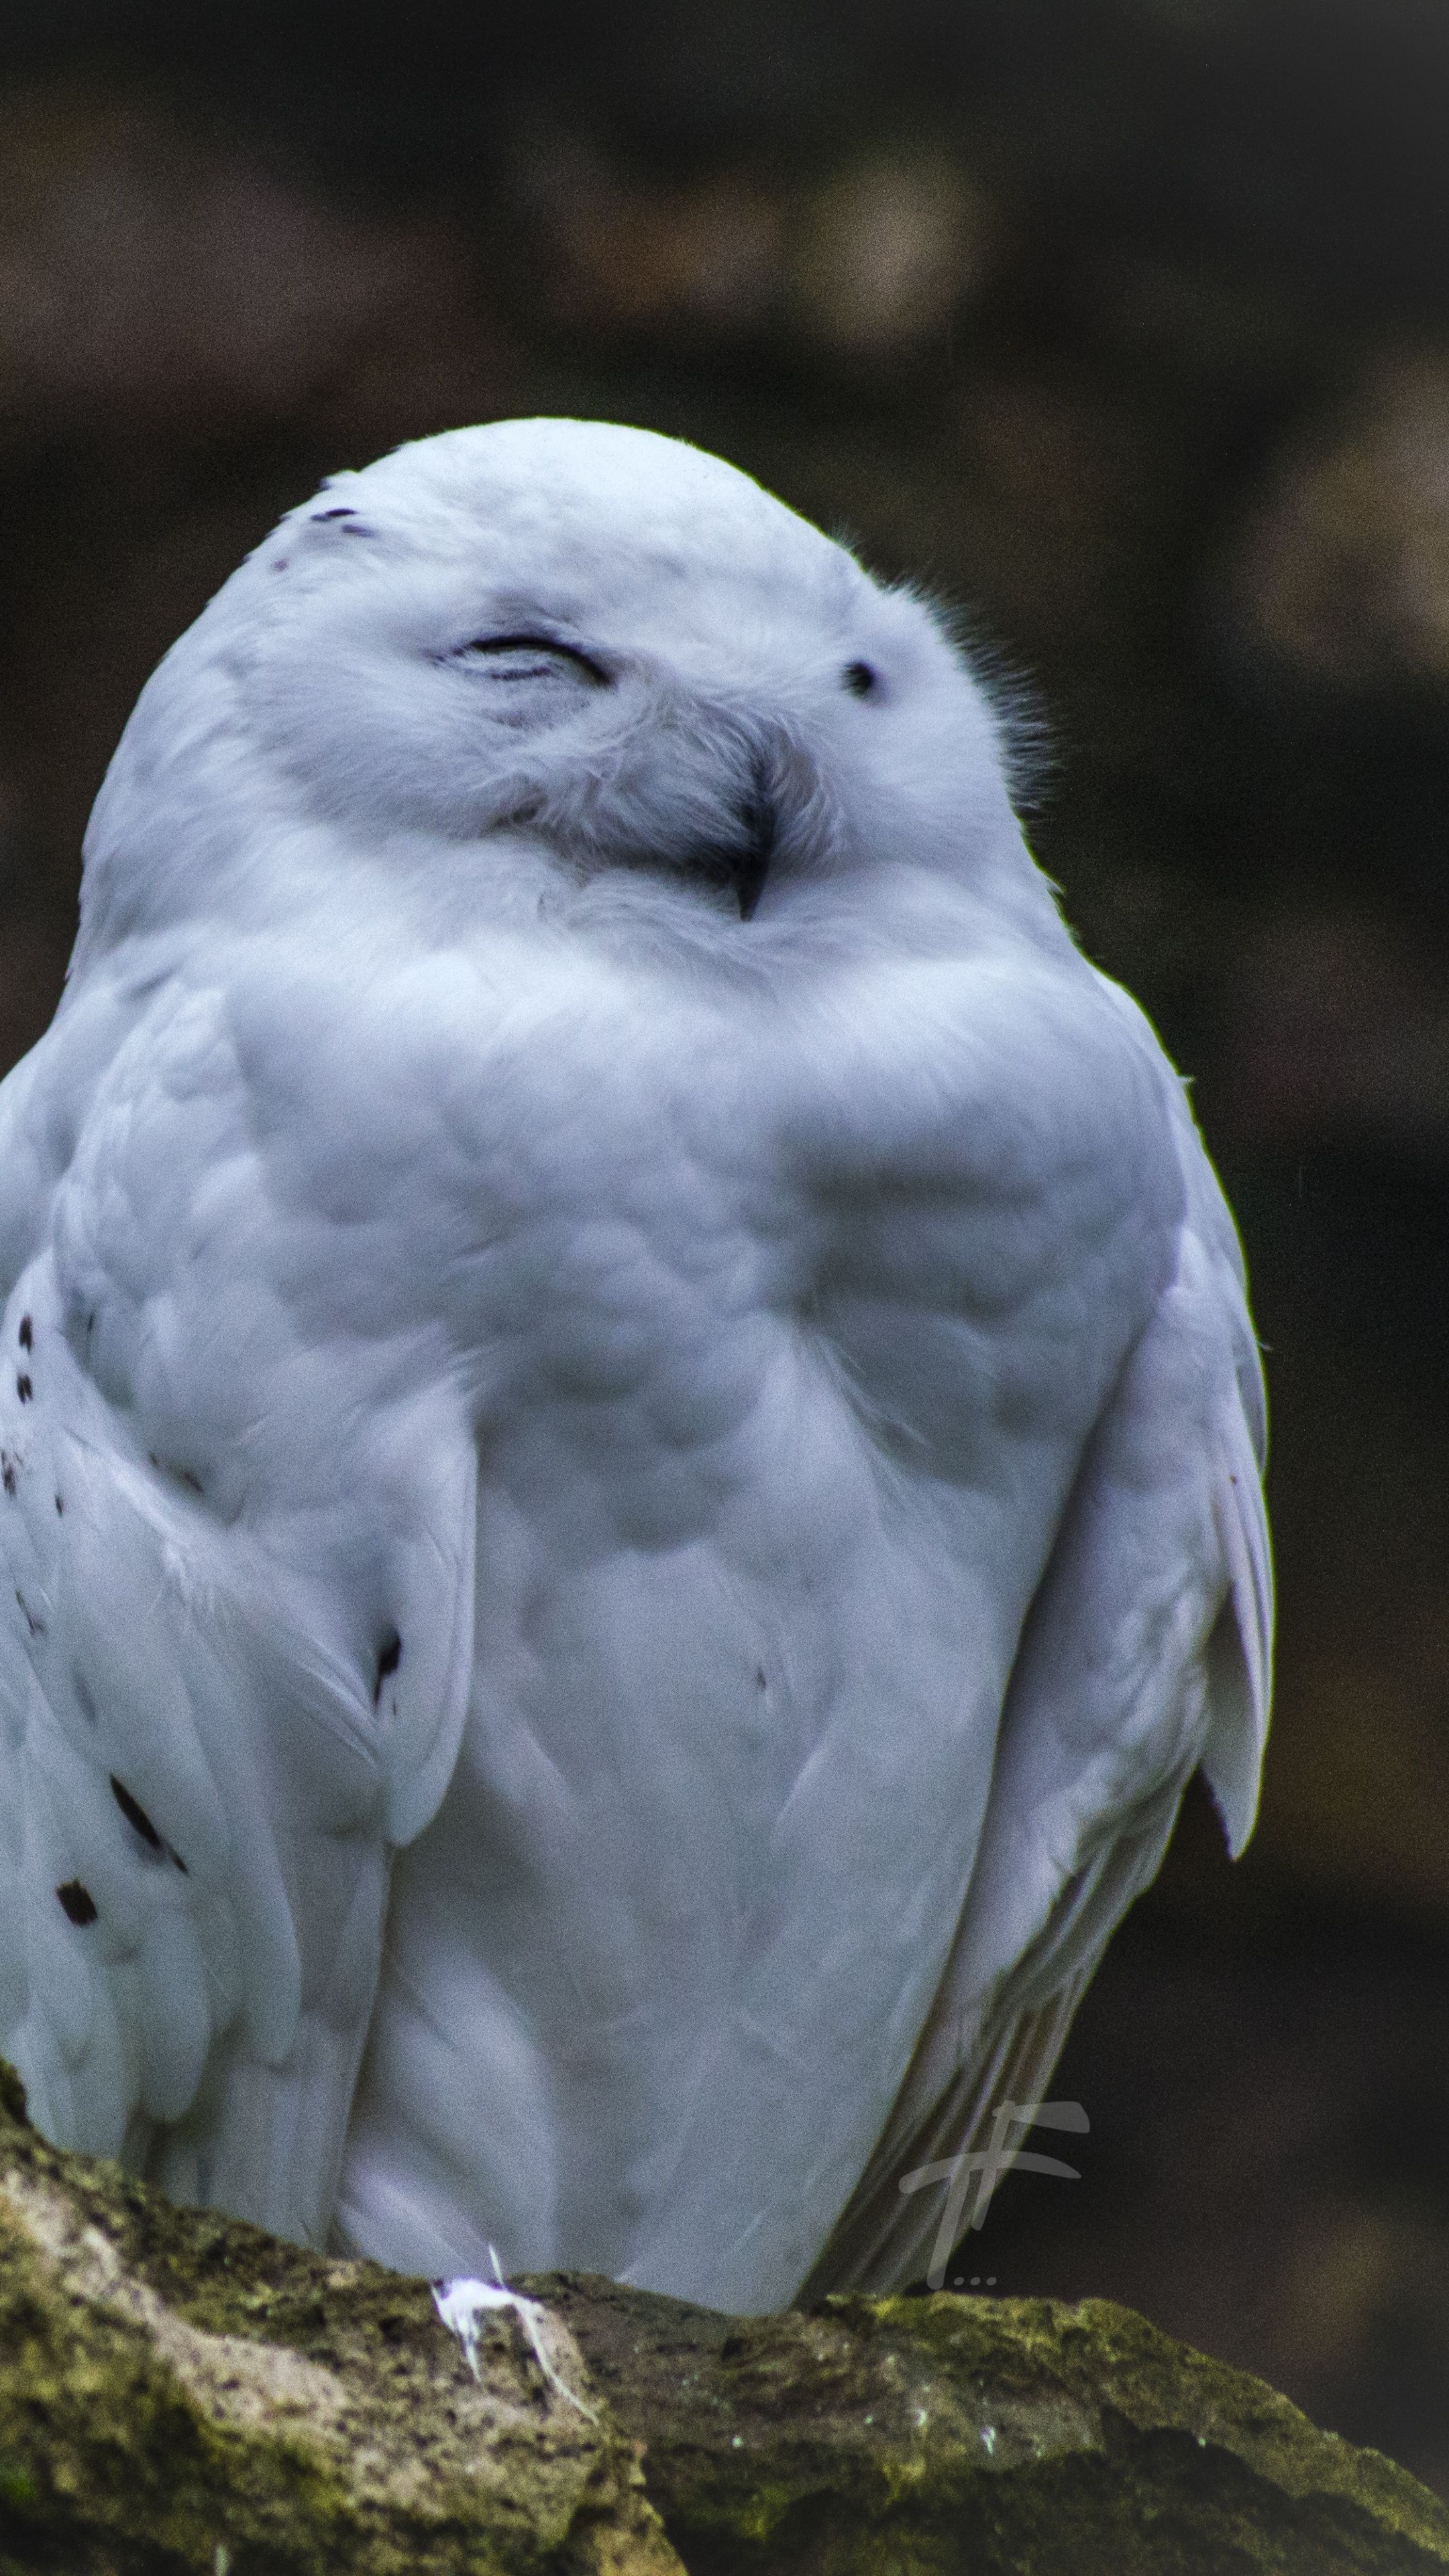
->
<box><xmin>0</xmin><ymin>420</ymin><xmax>1268</xmax><ymax>2308</ymax></box>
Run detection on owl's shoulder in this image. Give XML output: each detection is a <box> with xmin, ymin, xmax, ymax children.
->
<box><xmin>786</xmin><ymin>930</ymin><xmax>1186</xmax><ymax>1230</ymax></box>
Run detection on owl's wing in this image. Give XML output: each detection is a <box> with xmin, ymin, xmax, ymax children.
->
<box><xmin>800</xmin><ymin>1107</ymin><xmax>1271</xmax><ymax>2298</ymax></box>
<box><xmin>0</xmin><ymin>1007</ymin><xmax>478</xmax><ymax>2250</ymax></box>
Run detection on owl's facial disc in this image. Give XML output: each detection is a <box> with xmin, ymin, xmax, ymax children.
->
<box><xmin>449</xmin><ymin>625</ymin><xmax>779</xmax><ymax>918</ymax></box>
<box><xmin>233</xmin><ymin>421</ymin><xmax>1027</xmax><ymax>924</ymax></box>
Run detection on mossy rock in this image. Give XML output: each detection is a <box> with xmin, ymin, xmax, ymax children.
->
<box><xmin>0</xmin><ymin>2064</ymin><xmax>678</xmax><ymax>2575</ymax></box>
<box><xmin>551</xmin><ymin>2270</ymin><xmax>1449</xmax><ymax>2572</ymax></box>
<box><xmin>0</xmin><ymin>2063</ymin><xmax>1443</xmax><ymax>2575</ymax></box>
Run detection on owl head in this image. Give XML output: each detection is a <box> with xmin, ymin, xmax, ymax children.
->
<box><xmin>80</xmin><ymin>419</ymin><xmax>1049</xmax><ymax>959</ymax></box>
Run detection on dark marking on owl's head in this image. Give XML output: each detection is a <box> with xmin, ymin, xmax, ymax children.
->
<box><xmin>17</xmin><ymin>1318</ymin><xmax>32</xmax><ymax>1351</ymax></box>
<box><xmin>56</xmin><ymin>1880</ymin><xmax>97</xmax><ymax>1927</ymax></box>
<box><xmin>15</xmin><ymin>1376</ymin><xmax>32</xmax><ymax>1403</ymax></box>
<box><xmin>311</xmin><ymin>505</ymin><xmax>373</xmax><ymax>537</ymax></box>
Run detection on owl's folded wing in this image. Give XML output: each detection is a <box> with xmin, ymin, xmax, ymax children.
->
<box><xmin>800</xmin><ymin>1138</ymin><xmax>1271</xmax><ymax>2298</ymax></box>
<box><xmin>0</xmin><ymin>1244</ymin><xmax>478</xmax><ymax>2249</ymax></box>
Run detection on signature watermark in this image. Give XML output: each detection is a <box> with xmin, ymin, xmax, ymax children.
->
<box><xmin>900</xmin><ymin>2098</ymin><xmax>1089</xmax><ymax>2291</ymax></box>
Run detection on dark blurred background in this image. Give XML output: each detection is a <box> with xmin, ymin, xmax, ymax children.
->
<box><xmin>2</xmin><ymin>0</ymin><xmax>1448</xmax><ymax>2493</ymax></box>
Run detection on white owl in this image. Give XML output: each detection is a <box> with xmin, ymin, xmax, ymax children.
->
<box><xmin>0</xmin><ymin>419</ymin><xmax>1269</xmax><ymax>2312</ymax></box>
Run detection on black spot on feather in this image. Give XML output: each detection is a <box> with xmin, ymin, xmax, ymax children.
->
<box><xmin>374</xmin><ymin>1629</ymin><xmax>402</xmax><ymax>1703</ymax></box>
<box><xmin>15</xmin><ymin>1376</ymin><xmax>31</xmax><ymax>1403</ymax></box>
<box><xmin>107</xmin><ymin>1772</ymin><xmax>184</xmax><ymax>1869</ymax></box>
<box><xmin>56</xmin><ymin>1880</ymin><xmax>97</xmax><ymax>1927</ymax></box>
<box><xmin>1</xmin><ymin>1455</ymin><xmax>15</xmax><ymax>1499</ymax></box>
<box><xmin>17</xmin><ymin>1318</ymin><xmax>32</xmax><ymax>1350</ymax></box>
<box><xmin>110</xmin><ymin>1775</ymin><xmax>163</xmax><ymax>1851</ymax></box>
<box><xmin>15</xmin><ymin>1589</ymin><xmax>44</xmax><ymax>1637</ymax></box>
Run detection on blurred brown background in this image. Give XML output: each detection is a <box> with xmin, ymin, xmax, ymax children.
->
<box><xmin>2</xmin><ymin>0</ymin><xmax>1448</xmax><ymax>2494</ymax></box>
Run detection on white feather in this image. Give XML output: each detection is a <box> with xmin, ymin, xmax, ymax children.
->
<box><xmin>0</xmin><ymin>417</ymin><xmax>1269</xmax><ymax>2304</ymax></box>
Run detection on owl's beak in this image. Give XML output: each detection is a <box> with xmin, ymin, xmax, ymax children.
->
<box><xmin>678</xmin><ymin>753</ymin><xmax>779</xmax><ymax>918</ymax></box>
<box><xmin>732</xmin><ymin>774</ymin><xmax>776</xmax><ymax>922</ymax></box>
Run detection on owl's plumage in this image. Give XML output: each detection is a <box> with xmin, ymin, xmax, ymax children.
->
<box><xmin>0</xmin><ymin>419</ymin><xmax>1269</xmax><ymax>2310</ymax></box>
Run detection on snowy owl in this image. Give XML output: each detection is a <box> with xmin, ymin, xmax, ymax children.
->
<box><xmin>0</xmin><ymin>419</ymin><xmax>1269</xmax><ymax>2312</ymax></box>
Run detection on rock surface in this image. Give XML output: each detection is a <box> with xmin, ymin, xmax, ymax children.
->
<box><xmin>0</xmin><ymin>2068</ymin><xmax>1444</xmax><ymax>2575</ymax></box>
<box><xmin>0</xmin><ymin>2065</ymin><xmax>680</xmax><ymax>2575</ymax></box>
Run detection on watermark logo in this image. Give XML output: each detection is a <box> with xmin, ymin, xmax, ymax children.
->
<box><xmin>900</xmin><ymin>2098</ymin><xmax>1089</xmax><ymax>2290</ymax></box>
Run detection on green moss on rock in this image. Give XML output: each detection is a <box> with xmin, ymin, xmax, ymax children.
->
<box><xmin>541</xmin><ymin>2273</ymin><xmax>1449</xmax><ymax>2573</ymax></box>
<box><xmin>0</xmin><ymin>2071</ymin><xmax>680</xmax><ymax>2575</ymax></box>
<box><xmin>0</xmin><ymin>2063</ymin><xmax>1445</xmax><ymax>2574</ymax></box>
